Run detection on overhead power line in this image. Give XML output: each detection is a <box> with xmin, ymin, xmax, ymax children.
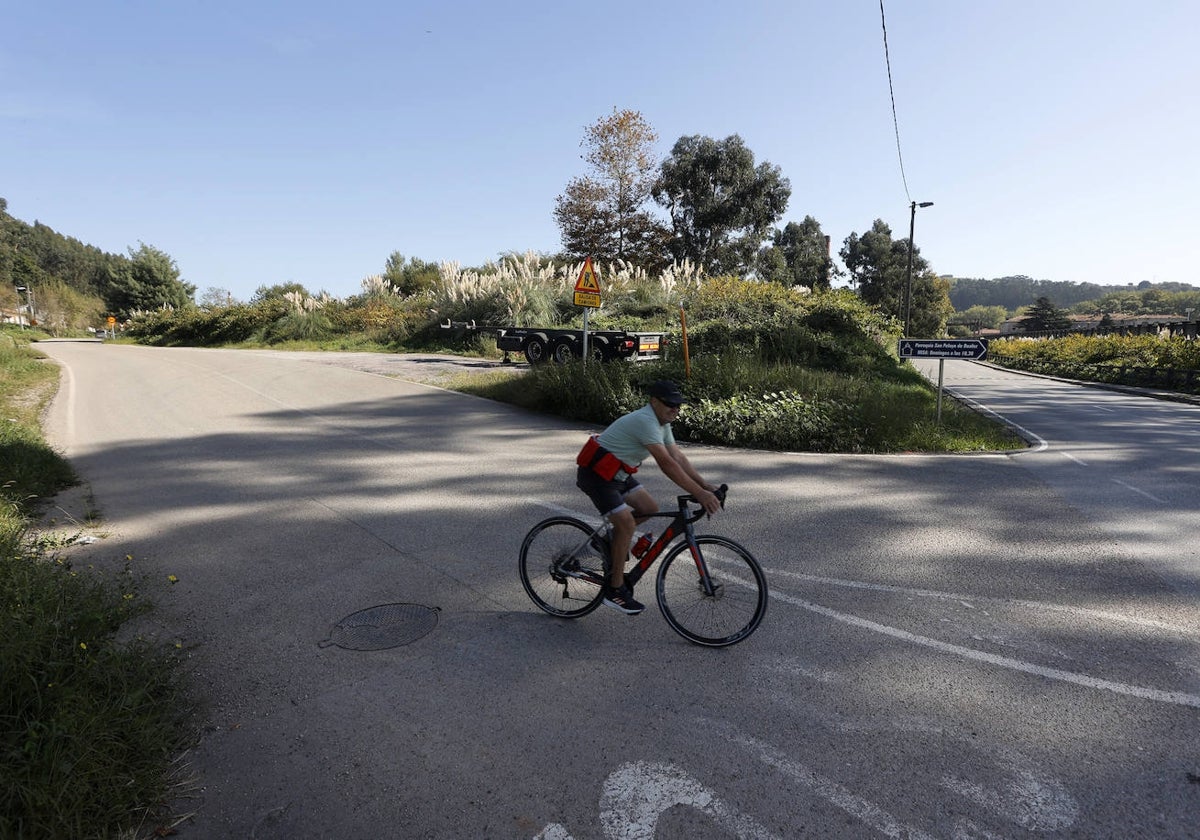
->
<box><xmin>879</xmin><ymin>0</ymin><xmax>912</xmax><ymax>203</ymax></box>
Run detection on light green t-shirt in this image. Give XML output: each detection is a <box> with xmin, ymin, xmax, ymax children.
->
<box><xmin>597</xmin><ymin>404</ymin><xmax>676</xmax><ymax>469</ymax></box>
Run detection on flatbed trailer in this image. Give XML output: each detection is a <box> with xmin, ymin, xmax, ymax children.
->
<box><xmin>440</xmin><ymin>320</ymin><xmax>664</xmax><ymax>364</ymax></box>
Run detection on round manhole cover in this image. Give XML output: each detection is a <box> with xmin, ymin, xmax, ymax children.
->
<box><xmin>322</xmin><ymin>603</ymin><xmax>439</xmax><ymax>651</ymax></box>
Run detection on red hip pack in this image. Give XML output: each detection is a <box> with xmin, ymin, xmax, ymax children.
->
<box><xmin>576</xmin><ymin>435</ymin><xmax>637</xmax><ymax>481</ymax></box>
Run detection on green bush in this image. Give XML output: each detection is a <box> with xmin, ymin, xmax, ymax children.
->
<box><xmin>990</xmin><ymin>334</ymin><xmax>1200</xmax><ymax>392</ymax></box>
<box><xmin>458</xmin><ymin>351</ymin><xmax>1019</xmax><ymax>453</ymax></box>
<box><xmin>679</xmin><ymin>390</ymin><xmax>865</xmax><ymax>452</ymax></box>
<box><xmin>263</xmin><ymin>310</ymin><xmax>335</xmax><ymax>343</ymax></box>
<box><xmin>670</xmin><ymin>286</ymin><xmax>900</xmax><ymax>378</ymax></box>
<box><xmin>126</xmin><ymin>299</ymin><xmax>290</xmax><ymax>346</ymax></box>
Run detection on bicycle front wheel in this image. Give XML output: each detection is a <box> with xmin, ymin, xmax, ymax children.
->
<box><xmin>656</xmin><ymin>536</ymin><xmax>767</xmax><ymax>647</ymax></box>
<box><xmin>519</xmin><ymin>517</ymin><xmax>607</xmax><ymax>618</ymax></box>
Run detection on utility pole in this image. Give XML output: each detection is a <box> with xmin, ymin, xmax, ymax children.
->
<box><xmin>904</xmin><ymin>201</ymin><xmax>934</xmax><ymax>337</ymax></box>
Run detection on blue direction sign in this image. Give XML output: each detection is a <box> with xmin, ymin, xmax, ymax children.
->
<box><xmin>898</xmin><ymin>338</ymin><xmax>988</xmax><ymax>360</ymax></box>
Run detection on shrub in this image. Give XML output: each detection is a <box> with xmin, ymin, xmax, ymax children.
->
<box><xmin>263</xmin><ymin>310</ymin><xmax>334</xmax><ymax>343</ymax></box>
<box><xmin>678</xmin><ymin>390</ymin><xmax>865</xmax><ymax>452</ymax></box>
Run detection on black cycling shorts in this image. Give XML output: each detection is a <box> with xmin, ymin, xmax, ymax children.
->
<box><xmin>576</xmin><ymin>466</ymin><xmax>642</xmax><ymax>517</ymax></box>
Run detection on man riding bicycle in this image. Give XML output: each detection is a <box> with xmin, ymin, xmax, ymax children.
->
<box><xmin>575</xmin><ymin>380</ymin><xmax>722</xmax><ymax>615</ymax></box>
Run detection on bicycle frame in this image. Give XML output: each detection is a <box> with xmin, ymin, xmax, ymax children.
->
<box><xmin>571</xmin><ymin>488</ymin><xmax>725</xmax><ymax>595</ymax></box>
<box><xmin>521</xmin><ymin>482</ymin><xmax>764</xmax><ymax>646</ymax></box>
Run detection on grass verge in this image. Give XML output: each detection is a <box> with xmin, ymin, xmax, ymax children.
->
<box><xmin>0</xmin><ymin>331</ymin><xmax>192</xmax><ymax>839</ymax></box>
<box><xmin>447</xmin><ymin>354</ymin><xmax>1025</xmax><ymax>453</ymax></box>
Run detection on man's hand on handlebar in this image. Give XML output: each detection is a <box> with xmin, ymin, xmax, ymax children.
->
<box><xmin>697</xmin><ymin>485</ymin><xmax>723</xmax><ymax>516</ymax></box>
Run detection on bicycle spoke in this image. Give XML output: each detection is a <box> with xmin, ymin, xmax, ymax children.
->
<box><xmin>519</xmin><ymin>518</ymin><xmax>608</xmax><ymax>618</ymax></box>
<box><xmin>656</xmin><ymin>536</ymin><xmax>767</xmax><ymax>647</ymax></box>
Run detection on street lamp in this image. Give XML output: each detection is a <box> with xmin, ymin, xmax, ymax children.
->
<box><xmin>904</xmin><ymin>200</ymin><xmax>934</xmax><ymax>337</ymax></box>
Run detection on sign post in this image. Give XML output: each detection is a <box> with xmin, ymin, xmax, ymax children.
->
<box><xmin>573</xmin><ymin>257</ymin><xmax>602</xmax><ymax>363</ymax></box>
<box><xmin>897</xmin><ymin>338</ymin><xmax>989</xmax><ymax>423</ymax></box>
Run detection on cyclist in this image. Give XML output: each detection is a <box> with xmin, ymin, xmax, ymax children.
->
<box><xmin>575</xmin><ymin>380</ymin><xmax>722</xmax><ymax>614</ymax></box>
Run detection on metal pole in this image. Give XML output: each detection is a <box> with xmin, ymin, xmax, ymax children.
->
<box><xmin>582</xmin><ymin>307</ymin><xmax>590</xmax><ymax>366</ymax></box>
<box><xmin>936</xmin><ymin>358</ymin><xmax>945</xmax><ymax>424</ymax></box>
<box><xmin>904</xmin><ymin>201</ymin><xmax>933</xmax><ymax>338</ymax></box>
<box><xmin>904</xmin><ymin>201</ymin><xmax>916</xmax><ymax>336</ymax></box>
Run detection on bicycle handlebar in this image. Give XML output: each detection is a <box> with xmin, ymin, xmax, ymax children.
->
<box><xmin>678</xmin><ymin>483</ymin><xmax>729</xmax><ymax>522</ymax></box>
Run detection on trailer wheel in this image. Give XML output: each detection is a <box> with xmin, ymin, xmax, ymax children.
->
<box><xmin>524</xmin><ymin>335</ymin><xmax>549</xmax><ymax>364</ymax></box>
<box><xmin>589</xmin><ymin>337</ymin><xmax>611</xmax><ymax>362</ymax></box>
<box><xmin>551</xmin><ymin>337</ymin><xmax>577</xmax><ymax>364</ymax></box>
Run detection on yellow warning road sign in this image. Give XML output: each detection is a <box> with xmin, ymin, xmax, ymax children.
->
<box><xmin>574</xmin><ymin>257</ymin><xmax>601</xmax><ymax>293</ymax></box>
<box><xmin>573</xmin><ymin>256</ymin><xmax>602</xmax><ymax>308</ymax></box>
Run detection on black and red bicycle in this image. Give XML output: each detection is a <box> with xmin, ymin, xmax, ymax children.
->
<box><xmin>518</xmin><ymin>485</ymin><xmax>767</xmax><ymax>647</ymax></box>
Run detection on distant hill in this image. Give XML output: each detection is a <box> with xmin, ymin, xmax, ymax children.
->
<box><xmin>1</xmin><ymin>197</ymin><xmax>127</xmax><ymax>296</ymax></box>
<box><xmin>945</xmin><ymin>275</ymin><xmax>1200</xmax><ymax>312</ymax></box>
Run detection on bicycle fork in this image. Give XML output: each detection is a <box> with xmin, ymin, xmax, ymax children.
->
<box><xmin>684</xmin><ymin>530</ymin><xmax>723</xmax><ymax>598</ymax></box>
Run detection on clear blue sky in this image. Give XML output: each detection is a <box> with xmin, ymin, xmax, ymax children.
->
<box><xmin>3</xmin><ymin>1</ymin><xmax>1197</xmax><ymax>302</ymax></box>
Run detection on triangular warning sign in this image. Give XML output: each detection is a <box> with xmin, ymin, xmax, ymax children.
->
<box><xmin>574</xmin><ymin>257</ymin><xmax>601</xmax><ymax>293</ymax></box>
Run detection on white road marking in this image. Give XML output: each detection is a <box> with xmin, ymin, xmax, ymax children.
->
<box><xmin>1111</xmin><ymin>478</ymin><xmax>1166</xmax><ymax>504</ymax></box>
<box><xmin>730</xmin><ymin>733</ymin><xmax>937</xmax><ymax>840</ymax></box>
<box><xmin>1061</xmin><ymin>451</ymin><xmax>1088</xmax><ymax>466</ymax></box>
<box><xmin>599</xmin><ymin>762</ymin><xmax>780</xmax><ymax>840</ymax></box>
<box><xmin>534</xmin><ymin>502</ymin><xmax>1200</xmax><ymax>707</ymax></box>
<box><xmin>767</xmin><ymin>569</ymin><xmax>1194</xmax><ymax>635</ymax></box>
<box><xmin>937</xmin><ymin>389</ymin><xmax>1048</xmax><ymax>453</ymax></box>
<box><xmin>940</xmin><ymin>744</ymin><xmax>1078</xmax><ymax>830</ymax></box>
<box><xmin>768</xmin><ymin>586</ymin><xmax>1200</xmax><ymax>709</ymax></box>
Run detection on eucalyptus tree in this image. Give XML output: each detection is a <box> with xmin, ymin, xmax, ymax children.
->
<box><xmin>759</xmin><ymin>216</ymin><xmax>837</xmax><ymax>290</ymax></box>
<box><xmin>653</xmin><ymin>134</ymin><xmax>790</xmax><ymax>277</ymax></box>
<box><xmin>841</xmin><ymin>219</ymin><xmax>950</xmax><ymax>337</ymax></box>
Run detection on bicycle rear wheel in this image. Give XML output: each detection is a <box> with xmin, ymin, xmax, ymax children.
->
<box><xmin>519</xmin><ymin>517</ymin><xmax>607</xmax><ymax>618</ymax></box>
<box><xmin>656</xmin><ymin>536</ymin><xmax>767</xmax><ymax>647</ymax></box>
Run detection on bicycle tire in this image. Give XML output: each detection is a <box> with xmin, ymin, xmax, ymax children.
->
<box><xmin>655</xmin><ymin>535</ymin><xmax>767</xmax><ymax>647</ymax></box>
<box><xmin>519</xmin><ymin>517</ymin><xmax>607</xmax><ymax>618</ymax></box>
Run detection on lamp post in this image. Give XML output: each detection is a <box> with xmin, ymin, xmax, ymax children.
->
<box><xmin>904</xmin><ymin>200</ymin><xmax>934</xmax><ymax>337</ymax></box>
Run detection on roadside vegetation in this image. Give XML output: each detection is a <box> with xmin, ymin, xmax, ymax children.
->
<box><xmin>119</xmin><ymin>262</ymin><xmax>1024</xmax><ymax>453</ymax></box>
<box><xmin>440</xmin><ymin>275</ymin><xmax>1023</xmax><ymax>453</ymax></box>
<box><xmin>990</xmin><ymin>333</ymin><xmax>1200</xmax><ymax>394</ymax></box>
<box><xmin>0</xmin><ymin>327</ymin><xmax>191</xmax><ymax>839</ymax></box>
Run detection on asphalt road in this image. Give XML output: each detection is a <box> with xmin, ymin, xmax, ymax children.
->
<box><xmin>37</xmin><ymin>344</ymin><xmax>1200</xmax><ymax>839</ymax></box>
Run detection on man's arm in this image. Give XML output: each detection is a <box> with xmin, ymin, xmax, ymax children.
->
<box><xmin>668</xmin><ymin>444</ymin><xmax>715</xmax><ymax>492</ymax></box>
<box><xmin>646</xmin><ymin>443</ymin><xmax>721</xmax><ymax>515</ymax></box>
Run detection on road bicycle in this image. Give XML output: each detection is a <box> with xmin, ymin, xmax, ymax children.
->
<box><xmin>518</xmin><ymin>485</ymin><xmax>767</xmax><ymax>647</ymax></box>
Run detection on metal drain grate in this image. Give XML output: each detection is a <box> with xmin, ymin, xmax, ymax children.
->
<box><xmin>321</xmin><ymin>603</ymin><xmax>439</xmax><ymax>651</ymax></box>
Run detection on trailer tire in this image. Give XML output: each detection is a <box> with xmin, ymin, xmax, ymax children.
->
<box><xmin>551</xmin><ymin>337</ymin><xmax>577</xmax><ymax>364</ymax></box>
<box><xmin>589</xmin><ymin>337</ymin><xmax>611</xmax><ymax>362</ymax></box>
<box><xmin>524</xmin><ymin>335</ymin><xmax>549</xmax><ymax>365</ymax></box>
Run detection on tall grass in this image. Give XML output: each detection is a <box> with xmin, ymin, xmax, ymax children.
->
<box><xmin>0</xmin><ymin>337</ymin><xmax>77</xmax><ymax>511</ymax></box>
